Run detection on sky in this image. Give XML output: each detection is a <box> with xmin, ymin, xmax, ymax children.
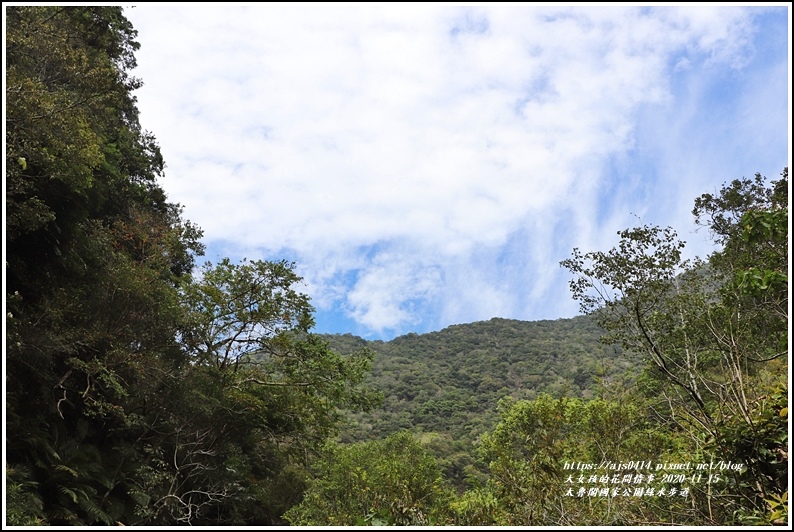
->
<box><xmin>123</xmin><ymin>4</ymin><xmax>791</xmax><ymax>340</ymax></box>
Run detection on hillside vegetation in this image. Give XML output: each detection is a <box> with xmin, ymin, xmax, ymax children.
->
<box><xmin>6</xmin><ymin>7</ymin><xmax>788</xmax><ymax>526</ymax></box>
<box><xmin>328</xmin><ymin>315</ymin><xmax>637</xmax><ymax>443</ymax></box>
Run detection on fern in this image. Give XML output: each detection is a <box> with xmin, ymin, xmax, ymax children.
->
<box><xmin>6</xmin><ymin>464</ymin><xmax>46</xmax><ymax>525</ymax></box>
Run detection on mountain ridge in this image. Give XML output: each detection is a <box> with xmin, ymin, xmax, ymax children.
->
<box><xmin>323</xmin><ymin>314</ymin><xmax>641</xmax><ymax>446</ymax></box>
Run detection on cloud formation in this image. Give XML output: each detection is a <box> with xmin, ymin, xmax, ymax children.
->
<box><xmin>126</xmin><ymin>5</ymin><xmax>789</xmax><ymax>338</ymax></box>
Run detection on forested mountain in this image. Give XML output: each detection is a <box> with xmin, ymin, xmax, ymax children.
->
<box><xmin>319</xmin><ymin>316</ymin><xmax>641</xmax><ymax>493</ymax></box>
<box><xmin>5</xmin><ymin>6</ymin><xmax>788</xmax><ymax>527</ymax></box>
<box><xmin>327</xmin><ymin>315</ymin><xmax>638</xmax><ymax>445</ymax></box>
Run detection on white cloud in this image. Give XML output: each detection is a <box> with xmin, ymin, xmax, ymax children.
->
<box><xmin>125</xmin><ymin>5</ymin><xmax>786</xmax><ymax>336</ymax></box>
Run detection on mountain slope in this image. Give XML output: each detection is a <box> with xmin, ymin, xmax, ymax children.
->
<box><xmin>325</xmin><ymin>314</ymin><xmax>640</xmax><ymax>446</ymax></box>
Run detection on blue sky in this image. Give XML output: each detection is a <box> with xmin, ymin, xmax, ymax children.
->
<box><xmin>124</xmin><ymin>5</ymin><xmax>790</xmax><ymax>340</ymax></box>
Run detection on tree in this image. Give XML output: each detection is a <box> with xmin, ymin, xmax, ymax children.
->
<box><xmin>560</xmin><ymin>225</ymin><xmax>718</xmax><ymax>430</ymax></box>
<box><xmin>692</xmin><ymin>170</ymin><xmax>788</xmax><ymax>523</ymax></box>
<box><xmin>560</xmin><ymin>169</ymin><xmax>789</xmax><ymax>523</ymax></box>
<box><xmin>179</xmin><ymin>258</ymin><xmax>378</xmax><ymax>442</ymax></box>
<box><xmin>123</xmin><ymin>258</ymin><xmax>379</xmax><ymax>525</ymax></box>
<box><xmin>6</xmin><ymin>6</ymin><xmax>204</xmax><ymax>525</ymax></box>
<box><xmin>6</xmin><ymin>7</ymin><xmax>379</xmax><ymax>525</ymax></box>
<box><xmin>284</xmin><ymin>431</ymin><xmax>452</xmax><ymax>525</ymax></box>
<box><xmin>474</xmin><ymin>393</ymin><xmax>693</xmax><ymax>525</ymax></box>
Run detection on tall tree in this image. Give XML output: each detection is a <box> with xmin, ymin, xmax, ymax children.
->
<box><xmin>142</xmin><ymin>258</ymin><xmax>379</xmax><ymax>525</ymax></box>
<box><xmin>6</xmin><ymin>6</ymin><xmax>205</xmax><ymax>525</ymax></box>
<box><xmin>560</xmin><ymin>170</ymin><xmax>788</xmax><ymax>523</ymax></box>
<box><xmin>6</xmin><ymin>7</ymin><xmax>379</xmax><ymax>526</ymax></box>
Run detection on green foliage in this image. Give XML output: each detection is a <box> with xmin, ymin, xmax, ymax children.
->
<box><xmin>180</xmin><ymin>258</ymin><xmax>314</xmax><ymax>369</ymax></box>
<box><xmin>5</xmin><ymin>7</ymin><xmax>374</xmax><ymax>526</ymax></box>
<box><xmin>715</xmin><ymin>380</ymin><xmax>788</xmax><ymax>514</ymax></box>
<box><xmin>474</xmin><ymin>393</ymin><xmax>694</xmax><ymax>525</ymax></box>
<box><xmin>330</xmin><ymin>316</ymin><xmax>636</xmax><ymax>460</ymax></box>
<box><xmin>180</xmin><ymin>258</ymin><xmax>380</xmax><ymax>440</ymax></box>
<box><xmin>7</xmin><ymin>6</ymin><xmax>786</xmax><ymax>526</ymax></box>
<box><xmin>737</xmin><ymin>491</ymin><xmax>788</xmax><ymax>526</ymax></box>
<box><xmin>449</xmin><ymin>487</ymin><xmax>505</xmax><ymax>525</ymax></box>
<box><xmin>560</xmin><ymin>169</ymin><xmax>789</xmax><ymax>523</ymax></box>
<box><xmin>284</xmin><ymin>432</ymin><xmax>453</xmax><ymax>525</ymax></box>
<box><xmin>694</xmin><ymin>169</ymin><xmax>788</xmax><ymax>359</ymax></box>
<box><xmin>120</xmin><ymin>259</ymin><xmax>378</xmax><ymax>525</ymax></box>
<box><xmin>6</xmin><ymin>465</ymin><xmax>45</xmax><ymax>526</ymax></box>
<box><xmin>559</xmin><ymin>224</ymin><xmax>713</xmax><ymax>422</ymax></box>
<box><xmin>5</xmin><ymin>6</ymin><xmax>204</xmax><ymax>525</ymax></box>
<box><xmin>478</xmin><ymin>395</ymin><xmax>571</xmax><ymax>524</ymax></box>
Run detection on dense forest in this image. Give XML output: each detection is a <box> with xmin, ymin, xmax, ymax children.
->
<box><xmin>322</xmin><ymin>316</ymin><xmax>640</xmax><ymax>490</ymax></box>
<box><xmin>5</xmin><ymin>7</ymin><xmax>789</xmax><ymax>526</ymax></box>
